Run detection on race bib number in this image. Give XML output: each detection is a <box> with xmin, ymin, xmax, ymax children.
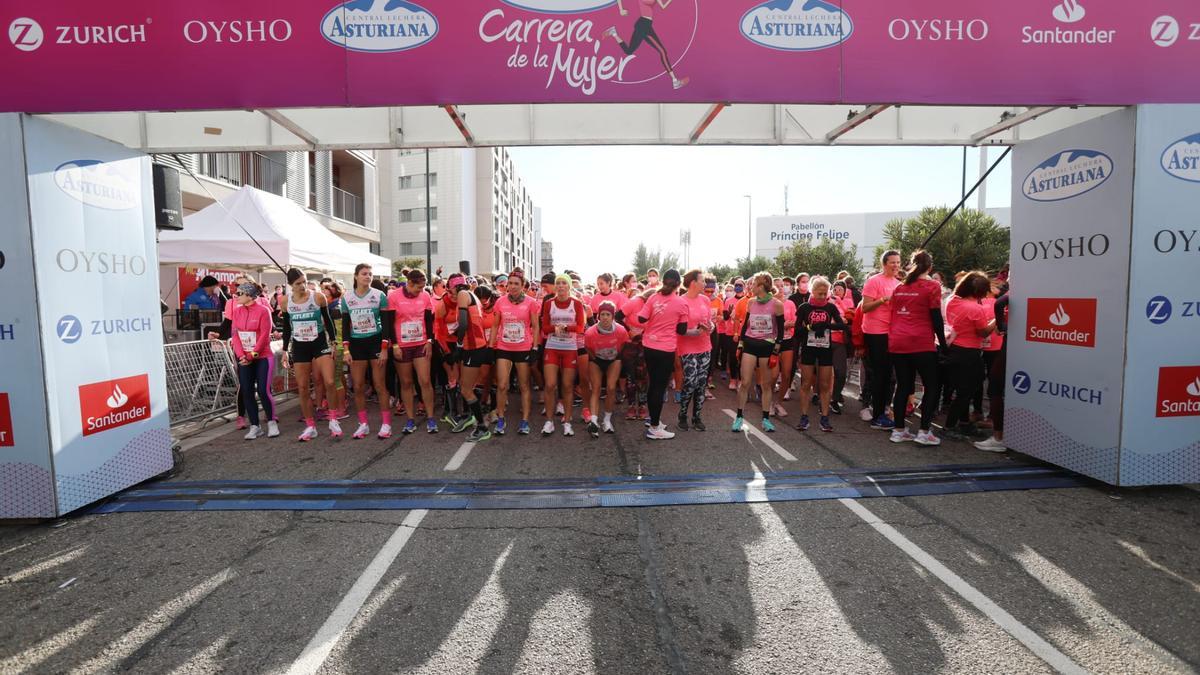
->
<box><xmin>749</xmin><ymin>314</ymin><xmax>772</xmax><ymax>334</ymax></box>
<box><xmin>238</xmin><ymin>330</ymin><xmax>257</xmax><ymax>352</ymax></box>
<box><xmin>502</xmin><ymin>321</ymin><xmax>526</xmax><ymax>344</ymax></box>
<box><xmin>595</xmin><ymin>347</ymin><xmax>618</xmax><ymax>361</ymax></box>
<box><xmin>351</xmin><ymin>308</ymin><xmax>376</xmax><ymax>334</ymax></box>
<box><xmin>292</xmin><ymin>321</ymin><xmax>319</xmax><ymax>342</ymax></box>
<box><xmin>806</xmin><ymin>331</ymin><xmax>830</xmax><ymax>349</ymax></box>
<box><xmin>400</xmin><ymin>321</ymin><xmax>424</xmax><ymax>343</ymax></box>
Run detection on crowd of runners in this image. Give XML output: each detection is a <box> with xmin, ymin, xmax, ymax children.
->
<box><xmin>211</xmin><ymin>250</ymin><xmax>1009</xmax><ymax>452</ymax></box>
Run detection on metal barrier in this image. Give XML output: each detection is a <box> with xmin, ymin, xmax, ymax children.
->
<box><xmin>163</xmin><ymin>339</ymin><xmax>241</xmax><ymax>426</ymax></box>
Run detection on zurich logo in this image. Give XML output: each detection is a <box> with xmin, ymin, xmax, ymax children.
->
<box><xmin>321</xmin><ymin>0</ymin><xmax>438</xmax><ymax>53</ymax></box>
<box><xmin>1161</xmin><ymin>133</ymin><xmax>1200</xmax><ymax>184</ymax></box>
<box><xmin>1022</xmin><ymin>149</ymin><xmax>1113</xmax><ymax>202</ymax></box>
<box><xmin>741</xmin><ymin>0</ymin><xmax>853</xmax><ymax>52</ymax></box>
<box><xmin>499</xmin><ymin>0</ymin><xmax>614</xmax><ymax>12</ymax></box>
<box><xmin>57</xmin><ymin>315</ymin><xmax>82</xmax><ymax>344</ymax></box>
<box><xmin>1012</xmin><ymin>371</ymin><xmax>1032</xmax><ymax>395</ymax></box>
<box><xmin>53</xmin><ymin>160</ymin><xmax>140</xmax><ymax>211</ymax></box>
<box><xmin>1146</xmin><ymin>296</ymin><xmax>1172</xmax><ymax>324</ymax></box>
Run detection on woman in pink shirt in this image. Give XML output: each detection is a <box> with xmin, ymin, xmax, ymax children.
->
<box><xmin>230</xmin><ymin>283</ymin><xmax>278</xmax><ymax>440</ymax></box>
<box><xmin>731</xmin><ymin>272</ymin><xmax>785</xmax><ymax>433</ymax></box>
<box><xmin>388</xmin><ymin>269</ymin><xmax>438</xmax><ymax>435</ymax></box>
<box><xmin>604</xmin><ymin>0</ymin><xmax>689</xmax><ymax>91</ymax></box>
<box><xmin>491</xmin><ymin>269</ymin><xmax>540</xmax><ymax>437</ymax></box>
<box><xmin>886</xmin><ymin>251</ymin><xmax>949</xmax><ymax>446</ymax></box>
<box><xmin>830</xmin><ymin>281</ymin><xmax>856</xmax><ymax>414</ymax></box>
<box><xmin>634</xmin><ymin>269</ymin><xmax>690</xmax><ymax>440</ymax></box>
<box><xmin>584</xmin><ymin>301</ymin><xmax>629</xmax><ymax>436</ymax></box>
<box><xmin>943</xmin><ymin>272</ymin><xmax>996</xmax><ymax>440</ymax></box>
<box><xmin>860</xmin><ymin>250</ymin><xmax>903</xmax><ymax>429</ymax></box>
<box><xmin>676</xmin><ymin>269</ymin><xmax>715</xmax><ymax>432</ymax></box>
<box><xmin>772</xmin><ymin>283</ymin><xmax>798</xmax><ymax>418</ymax></box>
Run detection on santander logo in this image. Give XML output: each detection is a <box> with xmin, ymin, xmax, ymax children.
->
<box><xmin>1188</xmin><ymin>378</ymin><xmax>1200</xmax><ymax>398</ymax></box>
<box><xmin>1157</xmin><ymin>366</ymin><xmax>1200</xmax><ymax>417</ymax></box>
<box><xmin>1048</xmin><ymin>304</ymin><xmax>1071</xmax><ymax>327</ymax></box>
<box><xmin>79</xmin><ymin>374</ymin><xmax>151</xmax><ymax>436</ymax></box>
<box><xmin>1052</xmin><ymin>0</ymin><xmax>1085</xmax><ymax>24</ymax></box>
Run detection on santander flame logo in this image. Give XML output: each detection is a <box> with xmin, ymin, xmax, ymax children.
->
<box><xmin>106</xmin><ymin>384</ymin><xmax>129</xmax><ymax>409</ymax></box>
<box><xmin>1187</xmin><ymin>378</ymin><xmax>1200</xmax><ymax>398</ymax></box>
<box><xmin>1049</xmin><ymin>304</ymin><xmax>1071</xmax><ymax>327</ymax></box>
<box><xmin>1052</xmin><ymin>0</ymin><xmax>1085</xmax><ymax>24</ymax></box>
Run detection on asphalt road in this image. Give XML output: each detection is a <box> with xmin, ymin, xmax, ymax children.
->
<box><xmin>2</xmin><ymin>385</ymin><xmax>1198</xmax><ymax>674</ymax></box>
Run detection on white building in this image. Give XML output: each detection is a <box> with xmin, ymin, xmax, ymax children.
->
<box><xmin>755</xmin><ymin>207</ymin><xmax>1012</xmax><ymax>269</ymax></box>
<box><xmin>378</xmin><ymin>148</ymin><xmax>538</xmax><ymax>277</ymax></box>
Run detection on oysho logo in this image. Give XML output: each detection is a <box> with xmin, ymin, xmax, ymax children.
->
<box><xmin>1052</xmin><ymin>0</ymin><xmax>1085</xmax><ymax>24</ymax></box>
<box><xmin>0</xmin><ymin>393</ymin><xmax>12</xmax><ymax>447</ymax></box>
<box><xmin>1161</xmin><ymin>133</ymin><xmax>1200</xmax><ymax>183</ymax></box>
<box><xmin>888</xmin><ymin>19</ymin><xmax>988</xmax><ymax>42</ymax></box>
<box><xmin>1022</xmin><ymin>150</ymin><xmax>1113</xmax><ymax>202</ymax></box>
<box><xmin>1156</xmin><ymin>365</ymin><xmax>1200</xmax><ymax>418</ymax></box>
<box><xmin>54</xmin><ymin>160</ymin><xmax>140</xmax><ymax>211</ymax></box>
<box><xmin>1146</xmin><ymin>296</ymin><xmax>1172</xmax><ymax>324</ymax></box>
<box><xmin>8</xmin><ymin>17</ymin><xmax>44</xmax><ymax>51</ymax></box>
<box><xmin>1011</xmin><ymin>369</ymin><xmax>1103</xmax><ymax>405</ymax></box>
<box><xmin>321</xmin><ymin>0</ymin><xmax>438</xmax><ymax>53</ymax></box>
<box><xmin>1019</xmin><ymin>234</ymin><xmax>1109</xmax><ymax>261</ymax></box>
<box><xmin>741</xmin><ymin>0</ymin><xmax>853</xmax><ymax>52</ymax></box>
<box><xmin>183</xmin><ymin>19</ymin><xmax>292</xmax><ymax>43</ymax></box>
<box><xmin>1026</xmin><ymin>297</ymin><xmax>1097</xmax><ymax>348</ymax></box>
<box><xmin>56</xmin><ymin>249</ymin><xmax>147</xmax><ymax>276</ymax></box>
<box><xmin>499</xmin><ymin>0</ymin><xmax>614</xmax><ymax>11</ymax></box>
<box><xmin>78</xmin><ymin>374</ymin><xmax>151</xmax><ymax>436</ymax></box>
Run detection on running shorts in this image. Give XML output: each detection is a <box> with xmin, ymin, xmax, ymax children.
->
<box><xmin>741</xmin><ymin>337</ymin><xmax>776</xmax><ymax>360</ymax></box>
<box><xmin>800</xmin><ymin>345</ymin><xmax>834</xmax><ymax>367</ymax></box>
<box><xmin>544</xmin><ymin>347</ymin><xmax>579</xmax><ymax>370</ymax></box>
<box><xmin>460</xmin><ymin>347</ymin><xmax>494</xmax><ymax>368</ymax></box>
<box><xmin>496</xmin><ymin>349</ymin><xmax>533</xmax><ymax>364</ymax></box>
<box><xmin>291</xmin><ymin>334</ymin><xmax>331</xmax><ymax>364</ymax></box>
<box><xmin>348</xmin><ymin>335</ymin><xmax>384</xmax><ymax>361</ymax></box>
<box><xmin>393</xmin><ymin>343</ymin><xmax>429</xmax><ymax>364</ymax></box>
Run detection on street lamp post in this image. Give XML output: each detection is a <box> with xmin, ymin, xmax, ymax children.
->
<box><xmin>743</xmin><ymin>194</ymin><xmax>752</xmax><ymax>260</ymax></box>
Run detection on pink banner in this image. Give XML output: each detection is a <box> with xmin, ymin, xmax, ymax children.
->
<box><xmin>2</xmin><ymin>0</ymin><xmax>1198</xmax><ymax>113</ymax></box>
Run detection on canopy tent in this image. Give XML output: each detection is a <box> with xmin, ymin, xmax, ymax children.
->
<box><xmin>158</xmin><ymin>185</ymin><xmax>390</xmax><ymax>275</ymax></box>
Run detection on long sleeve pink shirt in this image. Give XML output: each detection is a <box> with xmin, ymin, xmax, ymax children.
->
<box><xmin>231</xmin><ymin>302</ymin><xmax>273</xmax><ymax>360</ymax></box>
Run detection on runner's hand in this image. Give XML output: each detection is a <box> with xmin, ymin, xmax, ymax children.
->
<box><xmin>207</xmin><ymin>331</ymin><xmax>220</xmax><ymax>341</ymax></box>
<box><xmin>620</xmin><ymin>8</ymin><xmax>628</xmax><ymax>16</ymax></box>
<box><xmin>282</xmin><ymin>353</ymin><xmax>291</xmax><ymax>369</ymax></box>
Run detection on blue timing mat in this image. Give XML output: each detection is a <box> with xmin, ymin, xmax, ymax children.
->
<box><xmin>86</xmin><ymin>462</ymin><xmax>1091</xmax><ymax>514</ymax></box>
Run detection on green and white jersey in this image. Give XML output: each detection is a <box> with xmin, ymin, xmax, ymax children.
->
<box><xmin>340</xmin><ymin>288</ymin><xmax>388</xmax><ymax>338</ymax></box>
<box><xmin>287</xmin><ymin>291</ymin><xmax>324</xmax><ymax>343</ymax></box>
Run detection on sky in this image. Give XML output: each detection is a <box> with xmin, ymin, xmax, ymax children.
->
<box><xmin>509</xmin><ymin>146</ymin><xmax>1012</xmax><ymax>280</ymax></box>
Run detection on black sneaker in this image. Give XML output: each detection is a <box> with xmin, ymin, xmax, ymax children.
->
<box><xmin>829</xmin><ymin>401</ymin><xmax>843</xmax><ymax>415</ymax></box>
<box><xmin>467</xmin><ymin>426</ymin><xmax>491</xmax><ymax>443</ymax></box>
<box><xmin>677</xmin><ymin>414</ymin><xmax>689</xmax><ymax>431</ymax></box>
<box><xmin>691</xmin><ymin>417</ymin><xmax>706</xmax><ymax>432</ymax></box>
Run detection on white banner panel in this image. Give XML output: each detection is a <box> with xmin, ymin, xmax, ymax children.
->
<box><xmin>23</xmin><ymin>116</ymin><xmax>172</xmax><ymax>514</ymax></box>
<box><xmin>1120</xmin><ymin>105</ymin><xmax>1200</xmax><ymax>485</ymax></box>
<box><xmin>756</xmin><ymin>214</ymin><xmax>868</xmax><ymax>262</ymax></box>
<box><xmin>0</xmin><ymin>114</ymin><xmax>55</xmax><ymax>519</ymax></box>
<box><xmin>1007</xmin><ymin>108</ymin><xmax>1137</xmax><ymax>484</ymax></box>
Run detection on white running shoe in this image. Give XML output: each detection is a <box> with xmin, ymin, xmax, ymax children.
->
<box><xmin>328</xmin><ymin>419</ymin><xmax>343</xmax><ymax>438</ymax></box>
<box><xmin>378</xmin><ymin>424</ymin><xmax>392</xmax><ymax>439</ymax></box>
<box><xmin>603</xmin><ymin>26</ymin><xmax>617</xmax><ymax>39</ymax></box>
<box><xmin>244</xmin><ymin>425</ymin><xmax>262</xmax><ymax>440</ymax></box>
<box><xmin>563</xmin><ymin>422</ymin><xmax>575</xmax><ymax>436</ymax></box>
<box><xmin>859</xmin><ymin>408</ymin><xmax>874</xmax><ymax>422</ymax></box>
<box><xmin>542</xmin><ymin>420</ymin><xmax>555</xmax><ymax>436</ymax></box>
<box><xmin>267</xmin><ymin>420</ymin><xmax>280</xmax><ymax>438</ymax></box>
<box><xmin>298</xmin><ymin>426</ymin><xmax>318</xmax><ymax>442</ymax></box>
<box><xmin>772</xmin><ymin>402</ymin><xmax>788</xmax><ymax>418</ymax></box>
<box><xmin>914</xmin><ymin>430</ymin><xmax>942</xmax><ymax>446</ymax></box>
<box><xmin>645</xmin><ymin>423</ymin><xmax>675</xmax><ymax>440</ymax></box>
<box><xmin>890</xmin><ymin>429</ymin><xmax>915</xmax><ymax>444</ymax></box>
<box><xmin>602</xmin><ymin>418</ymin><xmax>615</xmax><ymax>434</ymax></box>
<box><xmin>556</xmin><ymin>402</ymin><xmax>565</xmax><ymax>417</ymax></box>
<box><xmin>973</xmin><ymin>436</ymin><xmax>1008</xmax><ymax>453</ymax></box>
<box><xmin>353</xmin><ymin>423</ymin><xmax>370</xmax><ymax>439</ymax></box>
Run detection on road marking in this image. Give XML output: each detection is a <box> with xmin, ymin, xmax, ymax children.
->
<box><xmin>746</xmin><ymin>463</ymin><xmax>768</xmax><ymax>502</ymax></box>
<box><xmin>0</xmin><ymin>616</ymin><xmax>100</xmax><ymax>673</ymax></box>
<box><xmin>0</xmin><ymin>545</ymin><xmax>89</xmax><ymax>585</ymax></box>
<box><xmin>1117</xmin><ymin>540</ymin><xmax>1200</xmax><ymax>593</ymax></box>
<box><xmin>723</xmin><ymin>409</ymin><xmax>797</xmax><ymax>462</ymax></box>
<box><xmin>838</xmin><ymin>498</ymin><xmax>1087</xmax><ymax>675</ymax></box>
<box><xmin>286</xmin><ymin>441</ymin><xmax>474</xmax><ymax>675</ymax></box>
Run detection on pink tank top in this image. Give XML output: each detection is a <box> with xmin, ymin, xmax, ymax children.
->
<box><xmin>745</xmin><ymin>298</ymin><xmax>776</xmax><ymax>341</ymax></box>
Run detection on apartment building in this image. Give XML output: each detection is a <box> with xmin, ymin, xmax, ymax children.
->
<box><xmin>378</xmin><ymin>148</ymin><xmax>538</xmax><ymax>277</ymax></box>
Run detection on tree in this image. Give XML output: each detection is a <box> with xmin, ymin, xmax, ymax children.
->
<box><xmin>392</xmin><ymin>257</ymin><xmax>426</xmax><ymax>278</ymax></box>
<box><xmin>774</xmin><ymin>239</ymin><xmax>864</xmax><ymax>282</ymax></box>
<box><xmin>734</xmin><ymin>255</ymin><xmax>780</xmax><ymax>280</ymax></box>
<box><xmin>707</xmin><ymin>263</ymin><xmax>736</xmax><ymax>284</ymax></box>
<box><xmin>631</xmin><ymin>242</ymin><xmax>681</xmax><ymax>277</ymax></box>
<box><xmin>875</xmin><ymin>207</ymin><xmax>1010</xmax><ymax>278</ymax></box>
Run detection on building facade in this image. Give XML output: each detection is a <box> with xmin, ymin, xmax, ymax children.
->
<box><xmin>154</xmin><ymin>150</ymin><xmax>380</xmax><ymax>250</ymax></box>
<box><xmin>378</xmin><ymin>148</ymin><xmax>537</xmax><ymax>277</ymax></box>
<box><xmin>540</xmin><ymin>240</ymin><xmax>555</xmax><ymax>277</ymax></box>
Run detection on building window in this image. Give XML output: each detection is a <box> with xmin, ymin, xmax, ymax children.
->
<box><xmin>399</xmin><ymin>241</ymin><xmax>439</xmax><ymax>256</ymax></box>
<box><xmin>399</xmin><ymin>207</ymin><xmax>437</xmax><ymax>223</ymax></box>
<box><xmin>399</xmin><ymin>173</ymin><xmax>437</xmax><ymax>190</ymax></box>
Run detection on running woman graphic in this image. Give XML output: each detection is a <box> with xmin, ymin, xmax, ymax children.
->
<box><xmin>604</xmin><ymin>0</ymin><xmax>690</xmax><ymax>90</ymax></box>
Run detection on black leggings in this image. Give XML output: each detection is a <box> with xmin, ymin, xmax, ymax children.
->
<box><xmin>722</xmin><ymin>335</ymin><xmax>738</xmax><ymax>381</ymax></box>
<box><xmin>945</xmin><ymin>346</ymin><xmax>983</xmax><ymax>429</ymax></box>
<box><xmin>892</xmin><ymin>351</ymin><xmax>938</xmax><ymax>431</ymax></box>
<box><xmin>618</xmin><ymin>17</ymin><xmax>673</xmax><ymax>75</ymax></box>
<box><xmin>643</xmin><ymin>347</ymin><xmax>676</xmax><ymax>427</ymax></box>
<box><xmin>865</xmin><ymin>333</ymin><xmax>894</xmax><ymax>419</ymax></box>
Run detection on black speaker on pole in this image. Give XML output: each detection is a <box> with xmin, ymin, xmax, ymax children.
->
<box><xmin>153</xmin><ymin>163</ymin><xmax>183</xmax><ymax>230</ymax></box>
<box><xmin>459</xmin><ymin>260</ymin><xmax>471</xmax><ymax>275</ymax></box>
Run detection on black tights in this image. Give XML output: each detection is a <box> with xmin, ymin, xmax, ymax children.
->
<box><xmin>643</xmin><ymin>347</ymin><xmax>676</xmax><ymax>427</ymax></box>
<box><xmin>865</xmin><ymin>333</ymin><xmax>894</xmax><ymax>419</ymax></box>
<box><xmin>617</xmin><ymin>17</ymin><xmax>673</xmax><ymax>75</ymax></box>
<box><xmin>892</xmin><ymin>352</ymin><xmax>938</xmax><ymax>431</ymax></box>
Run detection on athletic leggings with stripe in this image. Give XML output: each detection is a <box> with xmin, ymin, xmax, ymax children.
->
<box><xmin>679</xmin><ymin>351</ymin><xmax>711</xmax><ymax>420</ymax></box>
<box><xmin>617</xmin><ymin>17</ymin><xmax>674</xmax><ymax>75</ymax></box>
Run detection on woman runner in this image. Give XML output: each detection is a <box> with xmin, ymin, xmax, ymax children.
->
<box><xmin>604</xmin><ymin>0</ymin><xmax>689</xmax><ymax>90</ymax></box>
<box><xmin>448</xmin><ymin>274</ymin><xmax>494</xmax><ymax>443</ymax></box>
<box><xmin>677</xmin><ymin>269</ymin><xmax>714</xmax><ymax>431</ymax></box>
<box><xmin>231</xmin><ymin>283</ymin><xmax>279</xmax><ymax>440</ymax></box>
<box><xmin>388</xmin><ymin>268</ymin><xmax>439</xmax><ymax>435</ymax></box>
<box><xmin>540</xmin><ymin>275</ymin><xmax>587</xmax><ymax>436</ymax></box>
<box><xmin>633</xmin><ymin>269</ymin><xmax>689</xmax><ymax>440</ymax></box>
<box><xmin>886</xmin><ymin>251</ymin><xmax>948</xmax><ymax>446</ymax></box>
<box><xmin>584</xmin><ymin>301</ymin><xmax>630</xmax><ymax>437</ymax></box>
<box><xmin>491</xmin><ymin>269</ymin><xmax>540</xmax><ymax>436</ymax></box>
<box><xmin>281</xmin><ymin>269</ymin><xmax>343</xmax><ymax>441</ymax></box>
<box><xmin>731</xmin><ymin>272</ymin><xmax>785</xmax><ymax>433</ymax></box>
<box><xmin>341</xmin><ymin>264</ymin><xmax>393</xmax><ymax>439</ymax></box>
<box><xmin>794</xmin><ymin>277</ymin><xmax>848</xmax><ymax>433</ymax></box>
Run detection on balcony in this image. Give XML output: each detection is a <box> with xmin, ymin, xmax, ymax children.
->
<box><xmin>332</xmin><ymin>185</ymin><xmax>364</xmax><ymax>226</ymax></box>
<box><xmin>196</xmin><ymin>152</ymin><xmax>286</xmax><ymax>195</ymax></box>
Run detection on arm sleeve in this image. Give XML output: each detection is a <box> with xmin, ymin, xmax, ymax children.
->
<box><xmin>424</xmin><ymin>309</ymin><xmax>435</xmax><ymax>340</ymax></box>
<box><xmin>456</xmin><ymin>308</ymin><xmax>470</xmax><ymax>339</ymax></box>
<box><xmin>218</xmin><ymin>318</ymin><xmax>233</xmax><ymax>341</ymax></box>
<box><xmin>930</xmin><ymin>308</ymin><xmax>948</xmax><ymax>351</ymax></box>
<box><xmin>738</xmin><ymin>313</ymin><xmax>750</xmax><ymax>342</ymax></box>
<box><xmin>636</xmin><ymin>300</ymin><xmax>652</xmax><ymax>326</ymax></box>
<box><xmin>321</xmin><ymin>302</ymin><xmax>336</xmax><ymax>337</ymax></box>
<box><xmin>775</xmin><ymin>312</ymin><xmax>785</xmax><ymax>343</ymax></box>
<box><xmin>614</xmin><ymin>310</ymin><xmax>626</xmax><ymax>324</ymax></box>
<box><xmin>341</xmin><ymin>312</ymin><xmax>351</xmax><ymax>341</ymax></box>
<box><xmin>281</xmin><ymin>312</ymin><xmax>292</xmax><ymax>351</ymax></box>
<box><xmin>382</xmin><ymin>310</ymin><xmax>396</xmax><ymax>342</ymax></box>
<box><xmin>676</xmin><ymin>322</ymin><xmax>688</xmax><ymax>336</ymax></box>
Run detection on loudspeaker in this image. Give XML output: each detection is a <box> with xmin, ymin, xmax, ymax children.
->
<box><xmin>458</xmin><ymin>260</ymin><xmax>471</xmax><ymax>275</ymax></box>
<box><xmin>153</xmin><ymin>164</ymin><xmax>183</xmax><ymax>230</ymax></box>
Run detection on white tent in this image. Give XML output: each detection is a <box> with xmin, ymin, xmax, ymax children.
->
<box><xmin>158</xmin><ymin>185</ymin><xmax>390</xmax><ymax>275</ymax></box>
